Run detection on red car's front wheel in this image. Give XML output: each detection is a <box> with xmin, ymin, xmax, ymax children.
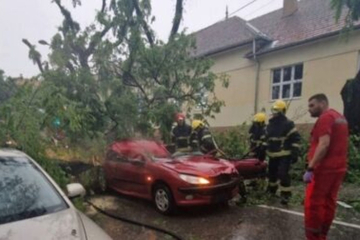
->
<box><xmin>153</xmin><ymin>184</ymin><xmax>176</xmax><ymax>215</ymax></box>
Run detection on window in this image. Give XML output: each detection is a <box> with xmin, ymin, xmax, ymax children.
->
<box><xmin>0</xmin><ymin>156</ymin><xmax>68</xmax><ymax>224</ymax></box>
<box><xmin>271</xmin><ymin>63</ymin><xmax>303</xmax><ymax>100</ymax></box>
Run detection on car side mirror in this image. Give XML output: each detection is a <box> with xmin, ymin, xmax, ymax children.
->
<box><xmin>66</xmin><ymin>183</ymin><xmax>86</xmax><ymax>199</ymax></box>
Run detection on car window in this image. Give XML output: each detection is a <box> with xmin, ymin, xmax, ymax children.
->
<box><xmin>0</xmin><ymin>156</ymin><xmax>68</xmax><ymax>225</ymax></box>
<box><xmin>106</xmin><ymin>150</ymin><xmax>127</xmax><ymax>162</ymax></box>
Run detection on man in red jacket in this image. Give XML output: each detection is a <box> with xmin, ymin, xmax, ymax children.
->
<box><xmin>303</xmin><ymin>93</ymin><xmax>349</xmax><ymax>240</ymax></box>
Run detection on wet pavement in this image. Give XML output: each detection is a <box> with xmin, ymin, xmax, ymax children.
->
<box><xmin>86</xmin><ymin>192</ymin><xmax>360</xmax><ymax>240</ymax></box>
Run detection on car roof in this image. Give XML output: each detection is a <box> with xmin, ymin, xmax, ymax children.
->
<box><xmin>0</xmin><ymin>148</ymin><xmax>28</xmax><ymax>158</ymax></box>
<box><xmin>110</xmin><ymin>139</ymin><xmax>169</xmax><ymax>157</ymax></box>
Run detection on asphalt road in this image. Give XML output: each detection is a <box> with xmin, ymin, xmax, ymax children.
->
<box><xmin>86</xmin><ymin>193</ymin><xmax>360</xmax><ymax>240</ymax></box>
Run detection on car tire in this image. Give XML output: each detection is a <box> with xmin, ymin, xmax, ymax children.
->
<box><xmin>153</xmin><ymin>184</ymin><xmax>176</xmax><ymax>215</ymax></box>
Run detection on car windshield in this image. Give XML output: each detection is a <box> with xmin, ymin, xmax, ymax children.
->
<box><xmin>152</xmin><ymin>151</ymin><xmax>205</xmax><ymax>162</ymax></box>
<box><xmin>0</xmin><ymin>156</ymin><xmax>68</xmax><ymax>225</ymax></box>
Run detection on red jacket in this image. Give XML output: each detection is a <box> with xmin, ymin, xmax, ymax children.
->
<box><xmin>308</xmin><ymin>109</ymin><xmax>348</xmax><ymax>173</ymax></box>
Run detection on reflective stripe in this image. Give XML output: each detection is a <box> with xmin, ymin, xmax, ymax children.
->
<box><xmin>177</xmin><ymin>147</ymin><xmax>190</xmax><ymax>152</ymax></box>
<box><xmin>177</xmin><ymin>136</ymin><xmax>189</xmax><ymax>140</ymax></box>
<box><xmin>200</xmin><ymin>146</ymin><xmax>208</xmax><ymax>152</ymax></box>
<box><xmin>291</xmin><ymin>143</ymin><xmax>301</xmax><ymax>148</ymax></box>
<box><xmin>286</xmin><ymin>127</ymin><xmax>297</xmax><ymax>137</ymax></box>
<box><xmin>280</xmin><ymin>186</ymin><xmax>292</xmax><ymax>192</ymax></box>
<box><xmin>201</xmin><ymin>134</ymin><xmax>212</xmax><ymax>140</ymax></box>
<box><xmin>268</xmin><ymin>182</ymin><xmax>278</xmax><ymax>187</ymax></box>
<box><xmin>267</xmin><ymin>150</ymin><xmax>291</xmax><ymax>157</ymax></box>
<box><xmin>268</xmin><ymin>137</ymin><xmax>286</xmax><ymax>141</ymax></box>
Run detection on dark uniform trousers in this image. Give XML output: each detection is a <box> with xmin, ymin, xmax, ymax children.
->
<box><xmin>265</xmin><ymin>114</ymin><xmax>301</xmax><ymax>200</ymax></box>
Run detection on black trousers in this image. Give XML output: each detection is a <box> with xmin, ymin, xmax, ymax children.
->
<box><xmin>267</xmin><ymin>157</ymin><xmax>292</xmax><ymax>198</ymax></box>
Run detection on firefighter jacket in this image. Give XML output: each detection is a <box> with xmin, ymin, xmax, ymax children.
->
<box><xmin>190</xmin><ymin>127</ymin><xmax>216</xmax><ymax>154</ymax></box>
<box><xmin>171</xmin><ymin>123</ymin><xmax>192</xmax><ymax>151</ymax></box>
<box><xmin>341</xmin><ymin>78</ymin><xmax>360</xmax><ymax>135</ymax></box>
<box><xmin>265</xmin><ymin>114</ymin><xmax>301</xmax><ymax>160</ymax></box>
<box><xmin>249</xmin><ymin>123</ymin><xmax>266</xmax><ymax>160</ymax></box>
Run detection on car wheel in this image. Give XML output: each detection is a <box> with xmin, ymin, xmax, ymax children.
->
<box><xmin>153</xmin><ymin>184</ymin><xmax>176</xmax><ymax>215</ymax></box>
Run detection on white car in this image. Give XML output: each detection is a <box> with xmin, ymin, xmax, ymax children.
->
<box><xmin>0</xmin><ymin>149</ymin><xmax>112</xmax><ymax>240</ymax></box>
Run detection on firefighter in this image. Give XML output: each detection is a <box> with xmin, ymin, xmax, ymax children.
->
<box><xmin>171</xmin><ymin>113</ymin><xmax>192</xmax><ymax>152</ymax></box>
<box><xmin>340</xmin><ymin>69</ymin><xmax>360</xmax><ymax>135</ymax></box>
<box><xmin>190</xmin><ymin>120</ymin><xmax>217</xmax><ymax>154</ymax></box>
<box><xmin>249</xmin><ymin>112</ymin><xmax>267</xmax><ymax>161</ymax></box>
<box><xmin>265</xmin><ymin>100</ymin><xmax>301</xmax><ymax>205</ymax></box>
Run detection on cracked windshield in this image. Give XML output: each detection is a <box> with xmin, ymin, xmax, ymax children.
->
<box><xmin>1</xmin><ymin>0</ymin><xmax>360</xmax><ymax>240</ymax></box>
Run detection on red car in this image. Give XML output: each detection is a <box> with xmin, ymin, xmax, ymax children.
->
<box><xmin>101</xmin><ymin>139</ymin><xmax>240</xmax><ymax>214</ymax></box>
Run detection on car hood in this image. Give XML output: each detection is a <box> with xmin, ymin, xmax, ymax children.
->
<box><xmin>161</xmin><ymin>155</ymin><xmax>235</xmax><ymax>177</ymax></box>
<box><xmin>0</xmin><ymin>208</ymin><xmax>110</xmax><ymax>240</ymax></box>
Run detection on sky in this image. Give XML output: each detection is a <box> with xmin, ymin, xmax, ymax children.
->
<box><xmin>0</xmin><ymin>0</ymin><xmax>283</xmax><ymax>78</ymax></box>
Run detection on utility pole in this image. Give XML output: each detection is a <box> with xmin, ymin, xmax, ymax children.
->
<box><xmin>226</xmin><ymin>5</ymin><xmax>229</xmax><ymax>20</ymax></box>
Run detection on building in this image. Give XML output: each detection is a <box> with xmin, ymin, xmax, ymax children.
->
<box><xmin>194</xmin><ymin>0</ymin><xmax>360</xmax><ymax>129</ymax></box>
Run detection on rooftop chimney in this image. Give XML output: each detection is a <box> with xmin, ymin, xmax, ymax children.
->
<box><xmin>283</xmin><ymin>0</ymin><xmax>298</xmax><ymax>17</ymax></box>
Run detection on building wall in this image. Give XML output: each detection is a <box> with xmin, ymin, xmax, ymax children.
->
<box><xmin>207</xmin><ymin>46</ymin><xmax>256</xmax><ymax>127</ymax></box>
<box><xmin>208</xmin><ymin>31</ymin><xmax>360</xmax><ymax>128</ymax></box>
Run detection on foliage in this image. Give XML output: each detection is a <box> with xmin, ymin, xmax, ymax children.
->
<box><xmin>0</xmin><ymin>77</ymin><xmax>69</xmax><ymax>188</ymax></box>
<box><xmin>213</xmin><ymin>124</ymin><xmax>249</xmax><ymax>158</ymax></box>
<box><xmin>345</xmin><ymin>134</ymin><xmax>360</xmax><ymax>183</ymax></box>
<box><xmin>0</xmin><ymin>70</ymin><xmax>18</xmax><ymax>104</ymax></box>
<box><xmin>22</xmin><ymin>0</ymin><xmax>228</xmax><ymax>145</ymax></box>
<box><xmin>331</xmin><ymin>0</ymin><xmax>360</xmax><ymax>29</ymax></box>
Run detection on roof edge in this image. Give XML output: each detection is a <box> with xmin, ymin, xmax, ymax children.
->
<box><xmin>195</xmin><ymin>40</ymin><xmax>254</xmax><ymax>58</ymax></box>
<box><xmin>246</xmin><ymin>27</ymin><xmax>360</xmax><ymax>58</ymax></box>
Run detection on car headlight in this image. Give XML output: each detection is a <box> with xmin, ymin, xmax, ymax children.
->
<box><xmin>179</xmin><ymin>174</ymin><xmax>210</xmax><ymax>185</ymax></box>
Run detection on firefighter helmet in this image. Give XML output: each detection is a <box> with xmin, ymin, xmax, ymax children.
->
<box><xmin>191</xmin><ymin>120</ymin><xmax>204</xmax><ymax>130</ymax></box>
<box><xmin>271</xmin><ymin>100</ymin><xmax>287</xmax><ymax>114</ymax></box>
<box><xmin>175</xmin><ymin>113</ymin><xmax>185</xmax><ymax>121</ymax></box>
<box><xmin>253</xmin><ymin>112</ymin><xmax>266</xmax><ymax>123</ymax></box>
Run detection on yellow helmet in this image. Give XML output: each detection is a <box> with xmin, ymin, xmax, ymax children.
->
<box><xmin>192</xmin><ymin>120</ymin><xmax>204</xmax><ymax>130</ymax></box>
<box><xmin>272</xmin><ymin>100</ymin><xmax>287</xmax><ymax>114</ymax></box>
<box><xmin>253</xmin><ymin>112</ymin><xmax>266</xmax><ymax>123</ymax></box>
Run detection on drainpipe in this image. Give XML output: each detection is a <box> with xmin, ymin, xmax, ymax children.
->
<box><xmin>253</xmin><ymin>39</ymin><xmax>260</xmax><ymax>114</ymax></box>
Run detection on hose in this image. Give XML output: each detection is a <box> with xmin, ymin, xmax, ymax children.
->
<box><xmin>85</xmin><ymin>199</ymin><xmax>184</xmax><ymax>240</ymax></box>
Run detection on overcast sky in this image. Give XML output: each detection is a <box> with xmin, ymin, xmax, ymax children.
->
<box><xmin>0</xmin><ymin>0</ymin><xmax>283</xmax><ymax>78</ymax></box>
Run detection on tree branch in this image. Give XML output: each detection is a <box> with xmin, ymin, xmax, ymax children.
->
<box><xmin>86</xmin><ymin>24</ymin><xmax>112</xmax><ymax>56</ymax></box>
<box><xmin>101</xmin><ymin>0</ymin><xmax>107</xmax><ymax>13</ymax></box>
<box><xmin>53</xmin><ymin>0</ymin><xmax>80</xmax><ymax>33</ymax></box>
<box><xmin>169</xmin><ymin>0</ymin><xmax>183</xmax><ymax>40</ymax></box>
<box><xmin>132</xmin><ymin>0</ymin><xmax>154</xmax><ymax>46</ymax></box>
<box><xmin>22</xmin><ymin>39</ymin><xmax>44</xmax><ymax>73</ymax></box>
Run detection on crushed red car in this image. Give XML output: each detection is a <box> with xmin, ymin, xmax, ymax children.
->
<box><xmin>102</xmin><ymin>139</ymin><xmax>240</xmax><ymax>214</ymax></box>
<box><xmin>101</xmin><ymin>139</ymin><xmax>267</xmax><ymax>214</ymax></box>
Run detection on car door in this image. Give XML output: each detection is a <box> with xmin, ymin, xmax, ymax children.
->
<box><xmin>109</xmin><ymin>153</ymin><xmax>148</xmax><ymax>197</ymax></box>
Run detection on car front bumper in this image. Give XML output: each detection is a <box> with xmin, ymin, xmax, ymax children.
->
<box><xmin>176</xmin><ymin>179</ymin><xmax>239</xmax><ymax>206</ymax></box>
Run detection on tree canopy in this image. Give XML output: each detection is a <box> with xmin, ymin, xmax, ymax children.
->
<box><xmin>21</xmin><ymin>0</ymin><xmax>228</xmax><ymax>143</ymax></box>
<box><xmin>331</xmin><ymin>0</ymin><xmax>360</xmax><ymax>28</ymax></box>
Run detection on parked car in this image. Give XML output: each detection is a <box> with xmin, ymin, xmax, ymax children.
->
<box><xmin>0</xmin><ymin>149</ymin><xmax>112</xmax><ymax>240</ymax></box>
<box><xmin>101</xmin><ymin>139</ymin><xmax>240</xmax><ymax>214</ymax></box>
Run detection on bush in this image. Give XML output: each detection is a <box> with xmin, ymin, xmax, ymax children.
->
<box><xmin>345</xmin><ymin>135</ymin><xmax>360</xmax><ymax>184</ymax></box>
<box><xmin>213</xmin><ymin>124</ymin><xmax>249</xmax><ymax>158</ymax></box>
